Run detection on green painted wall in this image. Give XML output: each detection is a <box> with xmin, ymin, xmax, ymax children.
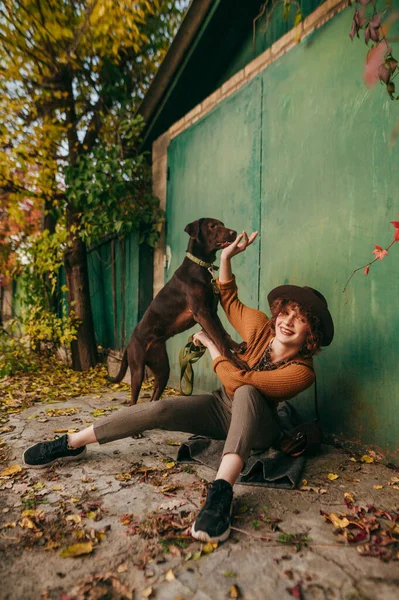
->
<box><xmin>219</xmin><ymin>0</ymin><xmax>325</xmax><ymax>86</ymax></box>
<box><xmin>165</xmin><ymin>6</ymin><xmax>399</xmax><ymax>460</ymax></box>
<box><xmin>166</xmin><ymin>77</ymin><xmax>262</xmax><ymax>392</ymax></box>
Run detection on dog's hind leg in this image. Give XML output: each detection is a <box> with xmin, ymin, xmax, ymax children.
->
<box><xmin>127</xmin><ymin>339</ymin><xmax>146</xmax><ymax>406</ymax></box>
<box><xmin>145</xmin><ymin>342</ymin><xmax>170</xmax><ymax>402</ymax></box>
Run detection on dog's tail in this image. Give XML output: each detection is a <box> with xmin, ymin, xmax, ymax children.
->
<box><xmin>108</xmin><ymin>348</ymin><xmax>129</xmax><ymax>383</ymax></box>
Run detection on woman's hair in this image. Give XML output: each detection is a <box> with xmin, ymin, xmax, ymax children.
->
<box><xmin>269</xmin><ymin>298</ymin><xmax>323</xmax><ymax>358</ymax></box>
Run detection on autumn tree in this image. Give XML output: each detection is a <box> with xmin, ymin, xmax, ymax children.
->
<box><xmin>0</xmin><ymin>0</ymin><xmax>187</xmax><ymax>369</ymax></box>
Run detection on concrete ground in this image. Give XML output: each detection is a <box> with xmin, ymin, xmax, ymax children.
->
<box><xmin>1</xmin><ymin>390</ymin><xmax>399</xmax><ymax>600</ymax></box>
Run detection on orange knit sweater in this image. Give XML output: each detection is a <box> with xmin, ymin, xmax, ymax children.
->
<box><xmin>212</xmin><ymin>276</ymin><xmax>315</xmax><ymax>402</ymax></box>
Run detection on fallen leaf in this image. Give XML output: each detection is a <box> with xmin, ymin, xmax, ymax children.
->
<box><xmin>165</xmin><ymin>440</ymin><xmax>181</xmax><ymax>446</ymax></box>
<box><xmin>328</xmin><ymin>473</ymin><xmax>339</xmax><ymax>481</ymax></box>
<box><xmin>60</xmin><ymin>542</ymin><xmax>93</xmax><ymax>558</ymax></box>
<box><xmin>115</xmin><ymin>472</ymin><xmax>132</xmax><ymax>481</ymax></box>
<box><xmin>53</xmin><ymin>428</ymin><xmax>79</xmax><ymax>434</ymax></box>
<box><xmin>344</xmin><ymin>492</ymin><xmax>356</xmax><ymax>504</ymax></box>
<box><xmin>0</xmin><ymin>522</ymin><xmax>16</xmax><ymax>529</ymax></box>
<box><xmin>117</xmin><ymin>564</ymin><xmax>128</xmax><ymax>573</ymax></box>
<box><xmin>287</xmin><ymin>582</ymin><xmax>303</xmax><ymax>599</ymax></box>
<box><xmin>141</xmin><ymin>587</ymin><xmax>153</xmax><ymax>598</ymax></box>
<box><xmin>329</xmin><ymin>513</ymin><xmax>350</xmax><ymax>529</ymax></box>
<box><xmin>374</xmin><ymin>485</ymin><xmax>383</xmax><ymax>490</ymax></box>
<box><xmin>65</xmin><ymin>514</ymin><xmax>82</xmax><ymax>524</ymax></box>
<box><xmin>202</xmin><ymin>542</ymin><xmax>218</xmax><ymax>554</ymax></box>
<box><xmin>223</xmin><ymin>571</ymin><xmax>237</xmax><ymax>577</ymax></box>
<box><xmin>165</xmin><ymin>569</ymin><xmax>175</xmax><ymax>582</ymax></box>
<box><xmin>46</xmin><ymin>407</ymin><xmax>80</xmax><ymax>417</ymax></box>
<box><xmin>32</xmin><ymin>482</ymin><xmax>45</xmax><ymax>490</ymax></box>
<box><xmin>361</xmin><ymin>455</ymin><xmax>374</xmax><ymax>464</ymax></box>
<box><xmin>0</xmin><ymin>464</ymin><xmax>22</xmax><ymax>478</ymax></box>
<box><xmin>18</xmin><ymin>517</ymin><xmax>37</xmax><ymax>530</ymax></box>
<box><xmin>229</xmin><ymin>584</ymin><xmax>240</xmax><ymax>598</ymax></box>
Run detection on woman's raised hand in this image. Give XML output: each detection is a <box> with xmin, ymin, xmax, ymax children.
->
<box><xmin>221</xmin><ymin>230</ymin><xmax>258</xmax><ymax>260</ymax></box>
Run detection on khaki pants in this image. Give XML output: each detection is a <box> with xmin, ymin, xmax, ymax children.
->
<box><xmin>93</xmin><ymin>385</ymin><xmax>281</xmax><ymax>463</ymax></box>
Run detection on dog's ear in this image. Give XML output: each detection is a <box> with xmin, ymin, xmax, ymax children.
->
<box><xmin>184</xmin><ymin>220</ymin><xmax>201</xmax><ymax>240</ymax></box>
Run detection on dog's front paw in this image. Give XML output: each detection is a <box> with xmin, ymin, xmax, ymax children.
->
<box><xmin>230</xmin><ymin>341</ymin><xmax>247</xmax><ymax>354</ymax></box>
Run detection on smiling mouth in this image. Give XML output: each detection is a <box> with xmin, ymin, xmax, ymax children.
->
<box><xmin>280</xmin><ymin>326</ymin><xmax>294</xmax><ymax>336</ymax></box>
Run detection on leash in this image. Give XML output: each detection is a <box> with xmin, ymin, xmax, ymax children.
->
<box><xmin>179</xmin><ymin>335</ymin><xmax>206</xmax><ymax>396</ymax></box>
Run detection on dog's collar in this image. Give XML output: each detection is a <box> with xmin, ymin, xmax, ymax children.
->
<box><xmin>185</xmin><ymin>252</ymin><xmax>219</xmax><ymax>271</ymax></box>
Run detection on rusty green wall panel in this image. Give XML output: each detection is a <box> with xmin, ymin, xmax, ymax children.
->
<box><xmin>259</xmin><ymin>6</ymin><xmax>399</xmax><ymax>460</ymax></box>
<box><xmin>166</xmin><ymin>77</ymin><xmax>262</xmax><ymax>392</ymax></box>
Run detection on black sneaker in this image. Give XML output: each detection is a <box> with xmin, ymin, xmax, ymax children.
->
<box><xmin>23</xmin><ymin>434</ymin><xmax>87</xmax><ymax>469</ymax></box>
<box><xmin>191</xmin><ymin>479</ymin><xmax>233</xmax><ymax>543</ymax></box>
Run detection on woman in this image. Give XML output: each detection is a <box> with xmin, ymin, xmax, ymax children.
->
<box><xmin>23</xmin><ymin>231</ymin><xmax>334</xmax><ymax>544</ymax></box>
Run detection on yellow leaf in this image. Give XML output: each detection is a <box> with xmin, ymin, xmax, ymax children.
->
<box><xmin>165</xmin><ymin>569</ymin><xmax>175</xmax><ymax>582</ymax></box>
<box><xmin>229</xmin><ymin>584</ymin><xmax>240</xmax><ymax>598</ymax></box>
<box><xmin>344</xmin><ymin>492</ymin><xmax>356</xmax><ymax>503</ymax></box>
<box><xmin>22</xmin><ymin>509</ymin><xmax>45</xmax><ymax>520</ymax></box>
<box><xmin>302</xmin><ymin>479</ymin><xmax>308</xmax><ymax>486</ymax></box>
<box><xmin>373</xmin><ymin>485</ymin><xmax>383</xmax><ymax>489</ymax></box>
<box><xmin>327</xmin><ymin>473</ymin><xmax>339</xmax><ymax>481</ymax></box>
<box><xmin>202</xmin><ymin>542</ymin><xmax>217</xmax><ymax>554</ymax></box>
<box><xmin>0</xmin><ymin>464</ymin><xmax>22</xmax><ymax>477</ymax></box>
<box><xmin>349</xmin><ymin>457</ymin><xmax>357</xmax><ymax>462</ymax></box>
<box><xmin>141</xmin><ymin>587</ymin><xmax>153</xmax><ymax>598</ymax></box>
<box><xmin>361</xmin><ymin>455</ymin><xmax>374</xmax><ymax>463</ymax></box>
<box><xmin>86</xmin><ymin>511</ymin><xmax>97</xmax><ymax>519</ymax></box>
<box><xmin>0</xmin><ymin>522</ymin><xmax>16</xmax><ymax>529</ymax></box>
<box><xmin>117</xmin><ymin>564</ymin><xmax>128</xmax><ymax>573</ymax></box>
<box><xmin>115</xmin><ymin>472</ymin><xmax>131</xmax><ymax>481</ymax></box>
<box><xmin>60</xmin><ymin>542</ymin><xmax>93</xmax><ymax>558</ymax></box>
<box><xmin>164</xmin><ymin>461</ymin><xmax>175</xmax><ymax>469</ymax></box>
<box><xmin>329</xmin><ymin>513</ymin><xmax>350</xmax><ymax>528</ymax></box>
<box><xmin>165</xmin><ymin>440</ymin><xmax>180</xmax><ymax>446</ymax></box>
<box><xmin>33</xmin><ymin>482</ymin><xmax>45</xmax><ymax>490</ymax></box>
<box><xmin>65</xmin><ymin>514</ymin><xmax>81</xmax><ymax>524</ymax></box>
<box><xmin>18</xmin><ymin>517</ymin><xmax>37</xmax><ymax>529</ymax></box>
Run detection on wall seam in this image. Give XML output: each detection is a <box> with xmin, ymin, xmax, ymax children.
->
<box><xmin>257</xmin><ymin>77</ymin><xmax>264</xmax><ymax>311</ymax></box>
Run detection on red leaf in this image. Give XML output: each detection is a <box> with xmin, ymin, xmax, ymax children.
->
<box><xmin>391</xmin><ymin>221</ymin><xmax>399</xmax><ymax>228</ymax></box>
<box><xmin>287</xmin><ymin>583</ymin><xmax>303</xmax><ymax>599</ymax></box>
<box><xmin>395</xmin><ymin>229</ymin><xmax>399</xmax><ymax>242</ymax></box>
<box><xmin>364</xmin><ymin>265</ymin><xmax>370</xmax><ymax>275</ymax></box>
<box><xmin>372</xmin><ymin>245</ymin><xmax>388</xmax><ymax>260</ymax></box>
<box><xmin>364</xmin><ymin>43</ymin><xmax>387</xmax><ymax>87</ymax></box>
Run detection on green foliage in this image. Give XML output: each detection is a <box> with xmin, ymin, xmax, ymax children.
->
<box><xmin>13</xmin><ymin>225</ymin><xmax>79</xmax><ymax>353</ymax></box>
<box><xmin>0</xmin><ymin>331</ymin><xmax>39</xmax><ymax>377</ymax></box>
<box><xmin>64</xmin><ymin>116</ymin><xmax>164</xmax><ymax>247</ymax></box>
<box><xmin>0</xmin><ymin>1</ymin><xmax>187</xmax><ymax>364</ymax></box>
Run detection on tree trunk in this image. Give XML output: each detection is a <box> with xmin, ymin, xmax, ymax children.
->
<box><xmin>64</xmin><ymin>216</ymin><xmax>98</xmax><ymax>370</ymax></box>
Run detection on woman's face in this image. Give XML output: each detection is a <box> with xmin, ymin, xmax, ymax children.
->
<box><xmin>275</xmin><ymin>305</ymin><xmax>309</xmax><ymax>349</ymax></box>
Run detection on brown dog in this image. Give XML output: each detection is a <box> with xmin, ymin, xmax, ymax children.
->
<box><xmin>110</xmin><ymin>218</ymin><xmax>247</xmax><ymax>405</ymax></box>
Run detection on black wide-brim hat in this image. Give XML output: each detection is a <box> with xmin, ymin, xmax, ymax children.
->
<box><xmin>267</xmin><ymin>285</ymin><xmax>334</xmax><ymax>346</ymax></box>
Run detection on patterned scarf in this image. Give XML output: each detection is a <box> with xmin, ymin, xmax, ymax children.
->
<box><xmin>254</xmin><ymin>338</ymin><xmax>293</xmax><ymax>372</ymax></box>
